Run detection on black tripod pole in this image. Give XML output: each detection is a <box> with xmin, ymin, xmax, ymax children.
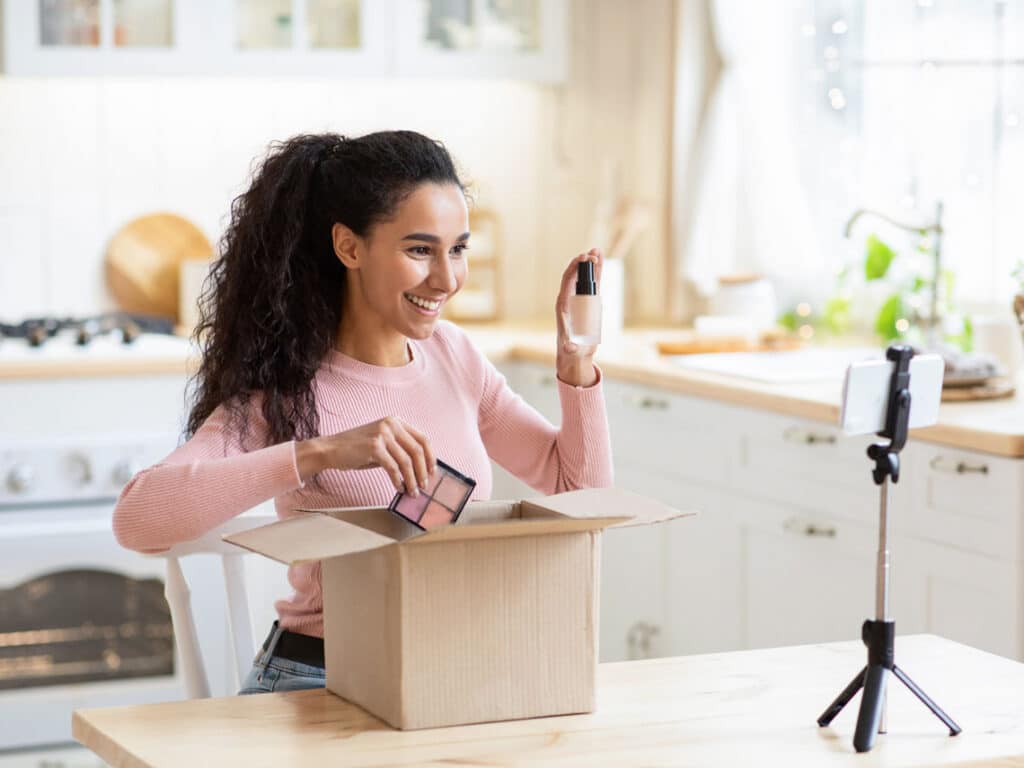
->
<box><xmin>816</xmin><ymin>345</ymin><xmax>961</xmax><ymax>753</ymax></box>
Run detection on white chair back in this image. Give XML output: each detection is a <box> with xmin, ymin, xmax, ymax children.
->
<box><xmin>154</xmin><ymin>512</ymin><xmax>277</xmax><ymax>698</ymax></box>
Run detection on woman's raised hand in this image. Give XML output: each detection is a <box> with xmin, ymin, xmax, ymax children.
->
<box><xmin>295</xmin><ymin>417</ymin><xmax>436</xmax><ymax>495</ymax></box>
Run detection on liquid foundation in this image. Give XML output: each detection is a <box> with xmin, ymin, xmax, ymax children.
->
<box><xmin>568</xmin><ymin>261</ymin><xmax>601</xmax><ymax>345</ymax></box>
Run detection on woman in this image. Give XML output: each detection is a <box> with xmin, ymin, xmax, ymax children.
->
<box><xmin>112</xmin><ymin>130</ymin><xmax>613</xmax><ymax>694</ymax></box>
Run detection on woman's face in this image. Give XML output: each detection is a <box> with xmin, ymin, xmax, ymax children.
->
<box><xmin>342</xmin><ymin>182</ymin><xmax>469</xmax><ymax>340</ymax></box>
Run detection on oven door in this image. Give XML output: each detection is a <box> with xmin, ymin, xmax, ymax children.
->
<box><xmin>0</xmin><ymin>504</ymin><xmax>228</xmax><ymax>750</ymax></box>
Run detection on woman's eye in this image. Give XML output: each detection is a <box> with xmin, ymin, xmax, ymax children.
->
<box><xmin>407</xmin><ymin>246</ymin><xmax>432</xmax><ymax>257</ymax></box>
<box><xmin>451</xmin><ymin>244</ymin><xmax>469</xmax><ymax>258</ymax></box>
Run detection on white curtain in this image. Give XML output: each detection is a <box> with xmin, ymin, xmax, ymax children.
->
<box><xmin>672</xmin><ymin>0</ymin><xmax>820</xmax><ymax>301</ymax></box>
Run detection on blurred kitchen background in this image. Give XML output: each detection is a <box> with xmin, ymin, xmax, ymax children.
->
<box><xmin>1</xmin><ymin>0</ymin><xmax>1023</xmax><ymax>330</ymax></box>
<box><xmin>3</xmin><ymin>1</ymin><xmax>1024</xmax><ymax>765</ymax></box>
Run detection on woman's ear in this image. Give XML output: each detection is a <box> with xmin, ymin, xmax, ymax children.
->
<box><xmin>332</xmin><ymin>222</ymin><xmax>362</xmax><ymax>269</ymax></box>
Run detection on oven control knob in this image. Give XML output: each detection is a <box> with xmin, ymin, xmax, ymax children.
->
<box><xmin>6</xmin><ymin>463</ymin><xmax>35</xmax><ymax>494</ymax></box>
<box><xmin>111</xmin><ymin>458</ymin><xmax>139</xmax><ymax>487</ymax></box>
<box><xmin>66</xmin><ymin>453</ymin><xmax>93</xmax><ymax>486</ymax></box>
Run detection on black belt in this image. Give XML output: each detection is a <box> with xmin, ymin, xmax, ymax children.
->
<box><xmin>262</xmin><ymin>621</ymin><xmax>325</xmax><ymax>668</ymax></box>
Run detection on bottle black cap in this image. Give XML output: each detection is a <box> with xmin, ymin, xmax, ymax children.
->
<box><xmin>575</xmin><ymin>261</ymin><xmax>597</xmax><ymax>295</ymax></box>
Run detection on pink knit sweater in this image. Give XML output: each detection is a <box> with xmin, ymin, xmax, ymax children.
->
<box><xmin>113</xmin><ymin>321</ymin><xmax>614</xmax><ymax>637</ymax></box>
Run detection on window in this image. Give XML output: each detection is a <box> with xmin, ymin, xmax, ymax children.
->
<box><xmin>796</xmin><ymin>0</ymin><xmax>1023</xmax><ymax>306</ymax></box>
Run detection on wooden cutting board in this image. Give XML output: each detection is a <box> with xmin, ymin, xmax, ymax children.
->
<box><xmin>105</xmin><ymin>213</ymin><xmax>214</xmax><ymax>321</ymax></box>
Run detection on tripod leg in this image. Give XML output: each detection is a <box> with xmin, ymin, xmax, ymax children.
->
<box><xmin>854</xmin><ymin>665</ymin><xmax>887</xmax><ymax>753</ymax></box>
<box><xmin>818</xmin><ymin>667</ymin><xmax>866</xmax><ymax>727</ymax></box>
<box><xmin>891</xmin><ymin>665</ymin><xmax>962</xmax><ymax>737</ymax></box>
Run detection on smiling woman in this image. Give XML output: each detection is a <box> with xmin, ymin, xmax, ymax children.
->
<box><xmin>109</xmin><ymin>130</ymin><xmax>614</xmax><ymax>697</ymax></box>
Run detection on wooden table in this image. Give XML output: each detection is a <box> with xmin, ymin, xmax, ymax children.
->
<box><xmin>73</xmin><ymin>635</ymin><xmax>1024</xmax><ymax>767</ymax></box>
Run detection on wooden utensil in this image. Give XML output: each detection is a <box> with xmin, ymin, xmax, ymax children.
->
<box><xmin>105</xmin><ymin>213</ymin><xmax>214</xmax><ymax>321</ymax></box>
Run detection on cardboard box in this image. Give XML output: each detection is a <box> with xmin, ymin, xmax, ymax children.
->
<box><xmin>225</xmin><ymin>487</ymin><xmax>693</xmax><ymax>730</ymax></box>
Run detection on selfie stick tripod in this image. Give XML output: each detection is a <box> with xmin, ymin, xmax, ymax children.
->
<box><xmin>816</xmin><ymin>345</ymin><xmax>961</xmax><ymax>753</ymax></box>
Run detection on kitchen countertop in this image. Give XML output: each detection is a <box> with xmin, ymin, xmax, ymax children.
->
<box><xmin>72</xmin><ymin>635</ymin><xmax>1024</xmax><ymax>767</ymax></box>
<box><xmin>2</xmin><ymin>324</ymin><xmax>1021</xmax><ymax>458</ymax></box>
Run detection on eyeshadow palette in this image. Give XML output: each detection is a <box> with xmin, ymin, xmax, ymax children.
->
<box><xmin>388</xmin><ymin>459</ymin><xmax>477</xmax><ymax>531</ymax></box>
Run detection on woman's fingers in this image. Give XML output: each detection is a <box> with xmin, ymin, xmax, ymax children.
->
<box><xmin>373</xmin><ymin>443</ymin><xmax>405</xmax><ymax>493</ymax></box>
<box><xmin>391</xmin><ymin>422</ymin><xmax>432</xmax><ymax>492</ymax></box>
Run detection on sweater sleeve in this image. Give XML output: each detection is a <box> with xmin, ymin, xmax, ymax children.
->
<box><xmin>439</xmin><ymin>323</ymin><xmax>614</xmax><ymax>494</ymax></box>
<box><xmin>112</xmin><ymin>397</ymin><xmax>304</xmax><ymax>554</ymax></box>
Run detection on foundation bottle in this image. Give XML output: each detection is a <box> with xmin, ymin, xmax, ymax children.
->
<box><xmin>568</xmin><ymin>261</ymin><xmax>601</xmax><ymax>345</ymax></box>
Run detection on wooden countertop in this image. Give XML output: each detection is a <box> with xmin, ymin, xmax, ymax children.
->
<box><xmin>493</xmin><ymin>329</ymin><xmax>1024</xmax><ymax>459</ymax></box>
<box><xmin>72</xmin><ymin>635</ymin><xmax>1024</xmax><ymax>767</ymax></box>
<box><xmin>3</xmin><ymin>324</ymin><xmax>1020</xmax><ymax>457</ymax></box>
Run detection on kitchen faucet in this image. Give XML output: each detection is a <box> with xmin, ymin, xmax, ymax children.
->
<box><xmin>843</xmin><ymin>201</ymin><xmax>945</xmax><ymax>348</ymax></box>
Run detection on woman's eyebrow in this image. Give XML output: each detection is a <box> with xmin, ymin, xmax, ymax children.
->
<box><xmin>401</xmin><ymin>232</ymin><xmax>471</xmax><ymax>243</ymax></box>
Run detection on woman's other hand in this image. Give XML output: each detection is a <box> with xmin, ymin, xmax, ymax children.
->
<box><xmin>295</xmin><ymin>417</ymin><xmax>436</xmax><ymax>494</ymax></box>
<box><xmin>555</xmin><ymin>247</ymin><xmax>602</xmax><ymax>387</ymax></box>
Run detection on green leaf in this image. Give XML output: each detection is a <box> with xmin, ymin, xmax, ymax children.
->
<box><xmin>823</xmin><ymin>297</ymin><xmax>851</xmax><ymax>334</ymax></box>
<box><xmin>911</xmin><ymin>275</ymin><xmax>927</xmax><ymax>292</ymax></box>
<box><xmin>865</xmin><ymin>234</ymin><xmax>897</xmax><ymax>281</ymax></box>
<box><xmin>874</xmin><ymin>294</ymin><xmax>904</xmax><ymax>341</ymax></box>
<box><xmin>778</xmin><ymin>310</ymin><xmax>799</xmax><ymax>332</ymax></box>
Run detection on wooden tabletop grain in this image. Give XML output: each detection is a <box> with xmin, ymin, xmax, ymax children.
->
<box><xmin>73</xmin><ymin>635</ymin><xmax>1024</xmax><ymax>768</ymax></box>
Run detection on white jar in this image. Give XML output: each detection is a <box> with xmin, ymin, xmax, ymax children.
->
<box><xmin>708</xmin><ymin>274</ymin><xmax>778</xmax><ymax>331</ymax></box>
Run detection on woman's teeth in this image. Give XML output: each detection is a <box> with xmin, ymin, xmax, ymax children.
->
<box><xmin>404</xmin><ymin>293</ymin><xmax>442</xmax><ymax>311</ymax></box>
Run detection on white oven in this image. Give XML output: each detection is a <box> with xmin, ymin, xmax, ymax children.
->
<box><xmin>0</xmin><ymin>497</ymin><xmax>227</xmax><ymax>751</ymax></box>
<box><xmin>0</xmin><ymin>334</ymin><xmax>232</xmax><ymax>753</ymax></box>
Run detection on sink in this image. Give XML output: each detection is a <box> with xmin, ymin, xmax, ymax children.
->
<box><xmin>669</xmin><ymin>346</ymin><xmax>885</xmax><ymax>384</ymax></box>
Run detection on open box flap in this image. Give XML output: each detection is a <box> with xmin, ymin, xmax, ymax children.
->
<box><xmin>223</xmin><ymin>513</ymin><xmax>396</xmax><ymax>565</ymax></box>
<box><xmin>402</xmin><ymin>513</ymin><xmax>631</xmax><ymax>546</ymax></box>
<box><xmin>523</xmin><ymin>487</ymin><xmax>696</xmax><ymax>527</ymax></box>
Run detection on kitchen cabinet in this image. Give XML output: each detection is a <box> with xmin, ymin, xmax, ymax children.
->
<box><xmin>495</xmin><ymin>359</ymin><xmax>1024</xmax><ymax>662</ymax></box>
<box><xmin>2</xmin><ymin>0</ymin><xmax>567</xmax><ymax>80</ymax></box>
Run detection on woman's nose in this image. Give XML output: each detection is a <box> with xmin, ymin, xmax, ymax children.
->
<box><xmin>429</xmin><ymin>254</ymin><xmax>459</xmax><ymax>293</ymax></box>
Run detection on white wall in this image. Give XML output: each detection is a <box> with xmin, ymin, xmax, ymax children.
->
<box><xmin>0</xmin><ymin>76</ymin><xmax>553</xmax><ymax>322</ymax></box>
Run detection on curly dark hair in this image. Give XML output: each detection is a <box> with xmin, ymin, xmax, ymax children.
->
<box><xmin>186</xmin><ymin>130</ymin><xmax>466</xmax><ymax>449</ymax></box>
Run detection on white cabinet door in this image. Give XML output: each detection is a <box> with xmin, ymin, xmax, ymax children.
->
<box><xmin>4</xmin><ymin>0</ymin><xmax>565</xmax><ymax>78</ymax></box>
<box><xmin>663</xmin><ymin>481</ymin><xmax>744</xmax><ymax>656</ymax></box>
<box><xmin>4</xmin><ymin>0</ymin><xmax>208</xmax><ymax>76</ymax></box>
<box><xmin>900</xmin><ymin>537</ymin><xmax>1022</xmax><ymax>659</ymax></box>
<box><xmin>601</xmin><ymin>463</ymin><xmax>671</xmax><ymax>662</ymax></box>
<box><xmin>735</xmin><ymin>496</ymin><xmax>917</xmax><ymax>649</ymax></box>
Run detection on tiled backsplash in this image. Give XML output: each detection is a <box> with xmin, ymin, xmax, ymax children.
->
<box><xmin>0</xmin><ymin>77</ymin><xmax>553</xmax><ymax>321</ymax></box>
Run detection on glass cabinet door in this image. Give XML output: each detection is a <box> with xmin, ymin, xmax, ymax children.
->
<box><xmin>395</xmin><ymin>0</ymin><xmax>566</xmax><ymax>81</ymax></box>
<box><xmin>224</xmin><ymin>0</ymin><xmax>391</xmax><ymax>75</ymax></box>
<box><xmin>307</xmin><ymin>0</ymin><xmax>361</xmax><ymax>49</ymax></box>
<box><xmin>112</xmin><ymin>0</ymin><xmax>173</xmax><ymax>47</ymax></box>
<box><xmin>418</xmin><ymin>0</ymin><xmax>539</xmax><ymax>52</ymax></box>
<box><xmin>6</xmin><ymin>0</ymin><xmax>186</xmax><ymax>74</ymax></box>
<box><xmin>236</xmin><ymin>0</ymin><xmax>294</xmax><ymax>49</ymax></box>
<box><xmin>39</xmin><ymin>0</ymin><xmax>100</xmax><ymax>46</ymax></box>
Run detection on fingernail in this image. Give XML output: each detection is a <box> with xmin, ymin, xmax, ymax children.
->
<box><xmin>410</xmin><ymin>487</ymin><xmax>419</xmax><ymax>498</ymax></box>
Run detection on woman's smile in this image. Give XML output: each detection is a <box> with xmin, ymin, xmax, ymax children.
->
<box><xmin>403</xmin><ymin>292</ymin><xmax>444</xmax><ymax>315</ymax></box>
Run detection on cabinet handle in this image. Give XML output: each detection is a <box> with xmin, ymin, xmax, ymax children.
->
<box><xmin>783</xmin><ymin>517</ymin><xmax>837</xmax><ymax>538</ymax></box>
<box><xmin>625</xmin><ymin>394</ymin><xmax>670</xmax><ymax>411</ymax></box>
<box><xmin>783</xmin><ymin>427</ymin><xmax>837</xmax><ymax>446</ymax></box>
<box><xmin>626</xmin><ymin>621</ymin><xmax>661</xmax><ymax>660</ymax></box>
<box><xmin>929</xmin><ymin>456</ymin><xmax>989</xmax><ymax>475</ymax></box>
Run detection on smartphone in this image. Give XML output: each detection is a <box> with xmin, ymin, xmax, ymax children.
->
<box><xmin>839</xmin><ymin>353</ymin><xmax>944</xmax><ymax>436</ymax></box>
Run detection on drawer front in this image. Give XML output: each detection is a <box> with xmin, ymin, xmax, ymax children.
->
<box><xmin>736</xmin><ymin>411</ymin><xmax>908</xmax><ymax>530</ymax></box>
<box><xmin>906</xmin><ymin>444</ymin><xmax>1024</xmax><ymax>561</ymax></box>
<box><xmin>605</xmin><ymin>379</ymin><xmax>737</xmax><ymax>487</ymax></box>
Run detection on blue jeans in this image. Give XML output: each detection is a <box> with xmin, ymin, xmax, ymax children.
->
<box><xmin>238</xmin><ymin>623</ymin><xmax>326</xmax><ymax>695</ymax></box>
